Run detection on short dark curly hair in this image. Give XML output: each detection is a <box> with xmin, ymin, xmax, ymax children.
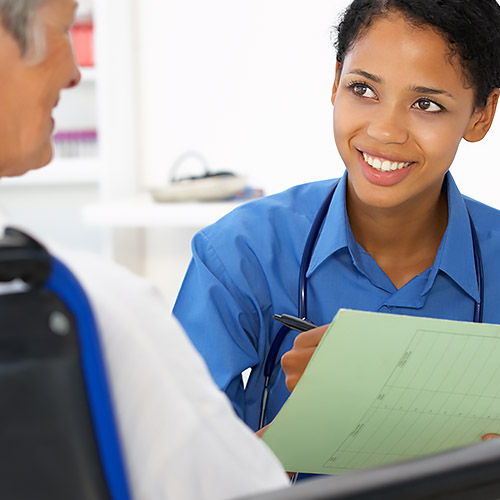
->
<box><xmin>333</xmin><ymin>0</ymin><xmax>500</xmax><ymax>108</ymax></box>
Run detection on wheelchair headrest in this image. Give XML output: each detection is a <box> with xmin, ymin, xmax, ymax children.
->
<box><xmin>0</xmin><ymin>227</ymin><xmax>51</xmax><ymax>287</ymax></box>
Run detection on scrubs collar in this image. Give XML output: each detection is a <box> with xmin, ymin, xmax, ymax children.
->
<box><xmin>423</xmin><ymin>173</ymin><xmax>480</xmax><ymax>302</ymax></box>
<box><xmin>305</xmin><ymin>172</ymin><xmax>480</xmax><ymax>304</ymax></box>
<box><xmin>306</xmin><ymin>172</ymin><xmax>349</xmax><ymax>277</ymax></box>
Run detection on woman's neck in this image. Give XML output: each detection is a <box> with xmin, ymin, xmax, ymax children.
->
<box><xmin>346</xmin><ymin>185</ymin><xmax>449</xmax><ymax>290</ymax></box>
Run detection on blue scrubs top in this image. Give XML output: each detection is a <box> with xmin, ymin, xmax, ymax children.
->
<box><xmin>174</xmin><ymin>171</ymin><xmax>500</xmax><ymax>431</ymax></box>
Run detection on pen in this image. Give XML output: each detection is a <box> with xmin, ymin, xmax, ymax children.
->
<box><xmin>273</xmin><ymin>313</ymin><xmax>317</xmax><ymax>332</ymax></box>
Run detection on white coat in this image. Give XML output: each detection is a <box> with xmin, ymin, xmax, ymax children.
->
<box><xmin>0</xmin><ymin>213</ymin><xmax>289</xmax><ymax>500</ymax></box>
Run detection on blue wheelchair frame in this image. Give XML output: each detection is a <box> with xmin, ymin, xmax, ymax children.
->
<box><xmin>46</xmin><ymin>255</ymin><xmax>131</xmax><ymax>500</ymax></box>
<box><xmin>0</xmin><ymin>227</ymin><xmax>130</xmax><ymax>500</ymax></box>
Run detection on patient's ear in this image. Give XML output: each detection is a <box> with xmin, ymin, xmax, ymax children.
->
<box><xmin>464</xmin><ymin>88</ymin><xmax>499</xmax><ymax>143</ymax></box>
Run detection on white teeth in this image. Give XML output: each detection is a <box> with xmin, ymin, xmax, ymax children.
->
<box><xmin>362</xmin><ymin>152</ymin><xmax>411</xmax><ymax>172</ymax></box>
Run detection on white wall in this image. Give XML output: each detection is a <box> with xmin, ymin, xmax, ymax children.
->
<box><xmin>453</xmin><ymin>120</ymin><xmax>500</xmax><ymax>209</ymax></box>
<box><xmin>137</xmin><ymin>0</ymin><xmax>500</xmax><ymax>200</ymax></box>
<box><xmin>138</xmin><ymin>0</ymin><xmax>352</xmax><ymax>195</ymax></box>
<box><xmin>0</xmin><ymin>184</ymin><xmax>105</xmax><ymax>253</ymax></box>
<box><xmin>133</xmin><ymin>0</ymin><xmax>351</xmax><ymax>305</ymax></box>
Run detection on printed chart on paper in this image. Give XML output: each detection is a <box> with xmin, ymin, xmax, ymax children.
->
<box><xmin>323</xmin><ymin>329</ymin><xmax>500</xmax><ymax>471</ymax></box>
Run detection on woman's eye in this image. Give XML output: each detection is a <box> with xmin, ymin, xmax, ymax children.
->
<box><xmin>414</xmin><ymin>99</ymin><xmax>443</xmax><ymax>113</ymax></box>
<box><xmin>349</xmin><ymin>83</ymin><xmax>376</xmax><ymax>99</ymax></box>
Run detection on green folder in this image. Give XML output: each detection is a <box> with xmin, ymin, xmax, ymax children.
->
<box><xmin>262</xmin><ymin>309</ymin><xmax>500</xmax><ymax>474</ymax></box>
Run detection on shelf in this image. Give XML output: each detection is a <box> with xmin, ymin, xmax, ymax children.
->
<box><xmin>80</xmin><ymin>66</ymin><xmax>97</xmax><ymax>83</ymax></box>
<box><xmin>0</xmin><ymin>158</ymin><xmax>100</xmax><ymax>187</ymax></box>
<box><xmin>83</xmin><ymin>194</ymin><xmax>245</xmax><ymax>228</ymax></box>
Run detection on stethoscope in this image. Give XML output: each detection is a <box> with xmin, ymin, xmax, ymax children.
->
<box><xmin>258</xmin><ymin>178</ymin><xmax>485</xmax><ymax>429</ymax></box>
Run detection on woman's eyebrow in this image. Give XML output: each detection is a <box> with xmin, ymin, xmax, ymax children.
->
<box><xmin>346</xmin><ymin>69</ymin><xmax>381</xmax><ymax>83</ymax></box>
<box><xmin>410</xmin><ymin>85</ymin><xmax>455</xmax><ymax>99</ymax></box>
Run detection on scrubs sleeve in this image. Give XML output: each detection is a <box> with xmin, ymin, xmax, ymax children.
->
<box><xmin>174</xmin><ymin>229</ymin><xmax>263</xmax><ymax>419</ymax></box>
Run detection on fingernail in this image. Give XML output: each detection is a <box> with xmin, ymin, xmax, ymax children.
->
<box><xmin>482</xmin><ymin>433</ymin><xmax>500</xmax><ymax>441</ymax></box>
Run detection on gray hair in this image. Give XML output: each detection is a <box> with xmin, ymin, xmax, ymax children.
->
<box><xmin>0</xmin><ymin>0</ymin><xmax>46</xmax><ymax>61</ymax></box>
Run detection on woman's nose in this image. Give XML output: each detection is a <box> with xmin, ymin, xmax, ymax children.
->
<box><xmin>366</xmin><ymin>104</ymin><xmax>409</xmax><ymax>144</ymax></box>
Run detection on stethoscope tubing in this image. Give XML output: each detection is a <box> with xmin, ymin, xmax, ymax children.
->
<box><xmin>469</xmin><ymin>209</ymin><xmax>484</xmax><ymax>323</ymax></box>
<box><xmin>259</xmin><ymin>179</ymin><xmax>484</xmax><ymax>429</ymax></box>
<box><xmin>259</xmin><ymin>180</ymin><xmax>340</xmax><ymax>429</ymax></box>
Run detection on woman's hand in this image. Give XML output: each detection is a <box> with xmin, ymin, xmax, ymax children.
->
<box><xmin>255</xmin><ymin>424</ymin><xmax>270</xmax><ymax>438</ymax></box>
<box><xmin>280</xmin><ymin>324</ymin><xmax>330</xmax><ymax>393</ymax></box>
<box><xmin>482</xmin><ymin>433</ymin><xmax>500</xmax><ymax>441</ymax></box>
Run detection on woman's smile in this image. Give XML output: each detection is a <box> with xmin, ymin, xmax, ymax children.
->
<box><xmin>358</xmin><ymin>149</ymin><xmax>415</xmax><ymax>187</ymax></box>
<box><xmin>361</xmin><ymin>152</ymin><xmax>413</xmax><ymax>172</ymax></box>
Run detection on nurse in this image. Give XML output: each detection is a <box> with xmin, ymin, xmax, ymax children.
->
<box><xmin>174</xmin><ymin>0</ymin><xmax>500</xmax><ymax>431</ymax></box>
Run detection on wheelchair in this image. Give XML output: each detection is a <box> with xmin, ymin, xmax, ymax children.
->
<box><xmin>0</xmin><ymin>227</ymin><xmax>130</xmax><ymax>500</ymax></box>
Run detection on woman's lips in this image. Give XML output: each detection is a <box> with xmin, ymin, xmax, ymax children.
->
<box><xmin>357</xmin><ymin>150</ymin><xmax>415</xmax><ymax>186</ymax></box>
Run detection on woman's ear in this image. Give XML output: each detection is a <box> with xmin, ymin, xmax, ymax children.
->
<box><xmin>331</xmin><ymin>61</ymin><xmax>342</xmax><ymax>106</ymax></box>
<box><xmin>464</xmin><ymin>88</ymin><xmax>500</xmax><ymax>143</ymax></box>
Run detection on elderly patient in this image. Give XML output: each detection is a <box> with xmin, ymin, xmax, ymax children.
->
<box><xmin>0</xmin><ymin>0</ymin><xmax>289</xmax><ymax>499</ymax></box>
